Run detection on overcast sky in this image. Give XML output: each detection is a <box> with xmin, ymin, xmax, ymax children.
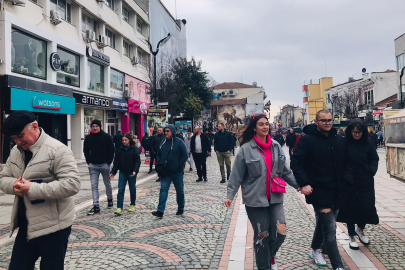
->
<box><xmin>160</xmin><ymin>0</ymin><xmax>405</xmax><ymax>119</ymax></box>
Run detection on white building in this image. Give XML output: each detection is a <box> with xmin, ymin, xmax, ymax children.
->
<box><xmin>0</xmin><ymin>0</ymin><xmax>153</xmax><ymax>161</ymax></box>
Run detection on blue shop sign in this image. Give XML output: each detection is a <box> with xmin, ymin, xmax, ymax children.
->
<box><xmin>11</xmin><ymin>88</ymin><xmax>75</xmax><ymax>114</ymax></box>
<box><xmin>112</xmin><ymin>98</ymin><xmax>128</xmax><ymax>111</ymax></box>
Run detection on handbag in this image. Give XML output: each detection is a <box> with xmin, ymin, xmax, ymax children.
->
<box><xmin>155</xmin><ymin>142</ymin><xmax>172</xmax><ymax>177</ymax></box>
<box><xmin>258</xmin><ymin>148</ymin><xmax>287</xmax><ymax>195</ymax></box>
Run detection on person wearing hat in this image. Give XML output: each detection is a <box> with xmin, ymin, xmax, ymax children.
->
<box><xmin>0</xmin><ymin>110</ymin><xmax>80</xmax><ymax>270</ymax></box>
<box><xmin>83</xmin><ymin>119</ymin><xmax>115</xmax><ymax>215</ymax></box>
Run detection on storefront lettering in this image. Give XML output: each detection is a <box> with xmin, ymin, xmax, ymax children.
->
<box><xmin>33</xmin><ymin>96</ymin><xmax>61</xmax><ymax>110</ymax></box>
<box><xmin>81</xmin><ymin>95</ymin><xmax>110</xmax><ymax>107</ymax></box>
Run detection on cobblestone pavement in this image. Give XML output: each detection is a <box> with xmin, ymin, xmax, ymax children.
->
<box><xmin>0</xmin><ymin>148</ymin><xmax>405</xmax><ymax>269</ymax></box>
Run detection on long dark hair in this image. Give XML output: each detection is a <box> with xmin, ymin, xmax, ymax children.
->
<box><xmin>240</xmin><ymin>115</ymin><xmax>270</xmax><ymax>146</ymax></box>
<box><xmin>123</xmin><ymin>133</ymin><xmax>135</xmax><ymax>145</ymax></box>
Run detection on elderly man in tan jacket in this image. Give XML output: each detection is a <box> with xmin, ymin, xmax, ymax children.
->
<box><xmin>0</xmin><ymin>110</ymin><xmax>80</xmax><ymax>270</ymax></box>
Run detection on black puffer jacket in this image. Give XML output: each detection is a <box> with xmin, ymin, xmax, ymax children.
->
<box><xmin>110</xmin><ymin>145</ymin><xmax>141</xmax><ymax>175</ymax></box>
<box><xmin>290</xmin><ymin>124</ymin><xmax>345</xmax><ymax>208</ymax></box>
<box><xmin>337</xmin><ymin>119</ymin><xmax>379</xmax><ymax>225</ymax></box>
<box><xmin>274</xmin><ymin>134</ymin><xmax>285</xmax><ymax>146</ymax></box>
<box><xmin>83</xmin><ymin>130</ymin><xmax>115</xmax><ymax>165</ymax></box>
<box><xmin>214</xmin><ymin>130</ymin><xmax>233</xmax><ymax>153</ymax></box>
<box><xmin>286</xmin><ymin>133</ymin><xmax>297</xmax><ymax>147</ymax></box>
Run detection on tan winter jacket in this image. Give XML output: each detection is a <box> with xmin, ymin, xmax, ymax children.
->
<box><xmin>0</xmin><ymin>129</ymin><xmax>80</xmax><ymax>240</ymax></box>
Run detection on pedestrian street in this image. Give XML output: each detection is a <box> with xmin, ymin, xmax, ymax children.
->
<box><xmin>0</xmin><ymin>148</ymin><xmax>404</xmax><ymax>269</ymax></box>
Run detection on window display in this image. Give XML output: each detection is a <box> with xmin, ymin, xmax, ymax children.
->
<box><xmin>57</xmin><ymin>48</ymin><xmax>80</xmax><ymax>87</ymax></box>
<box><xmin>110</xmin><ymin>69</ymin><xmax>124</xmax><ymax>91</ymax></box>
<box><xmin>11</xmin><ymin>29</ymin><xmax>47</xmax><ymax>79</ymax></box>
<box><xmin>84</xmin><ymin>108</ymin><xmax>104</xmax><ymax>136</ymax></box>
<box><xmin>87</xmin><ymin>61</ymin><xmax>104</xmax><ymax>93</ymax></box>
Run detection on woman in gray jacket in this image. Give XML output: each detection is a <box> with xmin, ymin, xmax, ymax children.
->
<box><xmin>225</xmin><ymin>113</ymin><xmax>299</xmax><ymax>270</ymax></box>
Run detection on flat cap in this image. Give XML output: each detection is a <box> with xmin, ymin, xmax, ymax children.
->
<box><xmin>2</xmin><ymin>111</ymin><xmax>36</xmax><ymax>136</ymax></box>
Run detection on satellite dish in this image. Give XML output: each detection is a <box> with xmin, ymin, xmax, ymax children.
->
<box><xmin>362</xmin><ymin>68</ymin><xmax>366</xmax><ymax>73</ymax></box>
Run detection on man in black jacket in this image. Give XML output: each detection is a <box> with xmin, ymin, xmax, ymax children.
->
<box><xmin>191</xmin><ymin>126</ymin><xmax>211</xmax><ymax>182</ymax></box>
<box><xmin>147</xmin><ymin>130</ymin><xmax>157</xmax><ymax>174</ymax></box>
<box><xmin>113</xmin><ymin>130</ymin><xmax>123</xmax><ymax>150</ymax></box>
<box><xmin>290</xmin><ymin>110</ymin><xmax>345</xmax><ymax>270</ymax></box>
<box><xmin>214</xmin><ymin>123</ymin><xmax>233</xmax><ymax>183</ymax></box>
<box><xmin>150</xmin><ymin>127</ymin><xmax>165</xmax><ymax>181</ymax></box>
<box><xmin>285</xmin><ymin>129</ymin><xmax>297</xmax><ymax>157</ymax></box>
<box><xmin>83</xmin><ymin>119</ymin><xmax>115</xmax><ymax>215</ymax></box>
<box><xmin>274</xmin><ymin>131</ymin><xmax>285</xmax><ymax>147</ymax></box>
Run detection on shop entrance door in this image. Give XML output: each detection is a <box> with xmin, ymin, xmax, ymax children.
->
<box><xmin>106</xmin><ymin>123</ymin><xmax>116</xmax><ymax>137</ymax></box>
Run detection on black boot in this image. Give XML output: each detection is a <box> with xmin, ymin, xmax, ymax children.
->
<box><xmin>152</xmin><ymin>211</ymin><xmax>163</xmax><ymax>218</ymax></box>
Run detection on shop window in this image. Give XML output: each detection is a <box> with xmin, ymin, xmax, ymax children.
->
<box><xmin>11</xmin><ymin>29</ymin><xmax>47</xmax><ymax>79</ymax></box>
<box><xmin>136</xmin><ymin>19</ymin><xmax>143</xmax><ymax>34</ymax></box>
<box><xmin>105</xmin><ymin>28</ymin><xmax>116</xmax><ymax>49</ymax></box>
<box><xmin>87</xmin><ymin>61</ymin><xmax>104</xmax><ymax>93</ymax></box>
<box><xmin>57</xmin><ymin>48</ymin><xmax>80</xmax><ymax>87</ymax></box>
<box><xmin>50</xmin><ymin>0</ymin><xmax>71</xmax><ymax>23</ymax></box>
<box><xmin>123</xmin><ymin>40</ymin><xmax>132</xmax><ymax>57</ymax></box>
<box><xmin>122</xmin><ymin>6</ymin><xmax>129</xmax><ymax>23</ymax></box>
<box><xmin>82</xmin><ymin>14</ymin><xmax>97</xmax><ymax>33</ymax></box>
<box><xmin>110</xmin><ymin>69</ymin><xmax>124</xmax><ymax>91</ymax></box>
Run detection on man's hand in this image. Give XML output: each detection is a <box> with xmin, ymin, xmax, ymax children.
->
<box><xmin>14</xmin><ymin>178</ymin><xmax>31</xmax><ymax>195</ymax></box>
<box><xmin>208</xmin><ymin>152</ymin><xmax>211</xmax><ymax>157</ymax></box>
<box><xmin>110</xmin><ymin>174</ymin><xmax>114</xmax><ymax>180</ymax></box>
<box><xmin>216</xmin><ymin>151</ymin><xmax>218</xmax><ymax>153</ymax></box>
<box><xmin>131</xmin><ymin>172</ymin><xmax>137</xmax><ymax>177</ymax></box>
<box><xmin>224</xmin><ymin>199</ymin><xmax>232</xmax><ymax>207</ymax></box>
<box><xmin>301</xmin><ymin>185</ymin><xmax>313</xmax><ymax>195</ymax></box>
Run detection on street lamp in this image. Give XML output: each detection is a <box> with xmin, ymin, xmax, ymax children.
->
<box><xmin>146</xmin><ymin>33</ymin><xmax>172</xmax><ymax>106</ymax></box>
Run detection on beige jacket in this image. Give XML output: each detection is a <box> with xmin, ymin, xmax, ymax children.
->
<box><xmin>0</xmin><ymin>130</ymin><xmax>80</xmax><ymax>240</ymax></box>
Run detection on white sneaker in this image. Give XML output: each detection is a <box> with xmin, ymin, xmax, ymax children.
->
<box><xmin>355</xmin><ymin>226</ymin><xmax>370</xmax><ymax>245</ymax></box>
<box><xmin>335</xmin><ymin>268</ymin><xmax>344</xmax><ymax>270</ymax></box>
<box><xmin>309</xmin><ymin>249</ymin><xmax>327</xmax><ymax>266</ymax></box>
<box><xmin>349</xmin><ymin>236</ymin><xmax>359</xmax><ymax>250</ymax></box>
<box><xmin>271</xmin><ymin>263</ymin><xmax>277</xmax><ymax>270</ymax></box>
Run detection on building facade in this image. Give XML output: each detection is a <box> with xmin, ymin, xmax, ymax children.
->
<box><xmin>302</xmin><ymin>77</ymin><xmax>333</xmax><ymax>124</ymax></box>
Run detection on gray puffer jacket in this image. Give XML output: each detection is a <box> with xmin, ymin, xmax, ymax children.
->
<box><xmin>227</xmin><ymin>138</ymin><xmax>298</xmax><ymax>207</ymax></box>
<box><xmin>0</xmin><ymin>130</ymin><xmax>80</xmax><ymax>240</ymax></box>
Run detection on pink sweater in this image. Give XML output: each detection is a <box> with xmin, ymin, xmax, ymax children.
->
<box><xmin>254</xmin><ymin>135</ymin><xmax>272</xmax><ymax>199</ymax></box>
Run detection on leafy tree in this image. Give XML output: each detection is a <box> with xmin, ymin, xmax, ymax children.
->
<box><xmin>184</xmin><ymin>93</ymin><xmax>203</xmax><ymax>119</ymax></box>
<box><xmin>154</xmin><ymin>57</ymin><xmax>214</xmax><ymax>119</ymax></box>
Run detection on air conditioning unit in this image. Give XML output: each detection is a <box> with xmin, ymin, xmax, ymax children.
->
<box><xmin>124</xmin><ymin>90</ymin><xmax>133</xmax><ymax>99</ymax></box>
<box><xmin>9</xmin><ymin>0</ymin><xmax>26</xmax><ymax>6</ymax></box>
<box><xmin>98</xmin><ymin>35</ymin><xmax>110</xmax><ymax>47</ymax></box>
<box><xmin>86</xmin><ymin>30</ymin><xmax>96</xmax><ymax>43</ymax></box>
<box><xmin>50</xmin><ymin>10</ymin><xmax>62</xmax><ymax>25</ymax></box>
<box><xmin>221</xmin><ymin>90</ymin><xmax>228</xmax><ymax>97</ymax></box>
<box><xmin>131</xmin><ymin>57</ymin><xmax>139</xmax><ymax>66</ymax></box>
<box><xmin>228</xmin><ymin>89</ymin><xmax>236</xmax><ymax>97</ymax></box>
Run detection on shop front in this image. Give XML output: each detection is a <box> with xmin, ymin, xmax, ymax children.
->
<box><xmin>70</xmin><ymin>92</ymin><xmax>113</xmax><ymax>159</ymax></box>
<box><xmin>110</xmin><ymin>98</ymin><xmax>128</xmax><ymax>136</ymax></box>
<box><xmin>0</xmin><ymin>85</ymin><xmax>75</xmax><ymax>162</ymax></box>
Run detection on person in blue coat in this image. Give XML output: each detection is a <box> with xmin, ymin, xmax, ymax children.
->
<box><xmin>152</xmin><ymin>124</ymin><xmax>188</xmax><ymax>218</ymax></box>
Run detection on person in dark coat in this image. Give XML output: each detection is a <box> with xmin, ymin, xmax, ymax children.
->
<box><xmin>273</xmin><ymin>131</ymin><xmax>285</xmax><ymax>147</ymax></box>
<box><xmin>113</xmin><ymin>130</ymin><xmax>123</xmax><ymax>150</ymax></box>
<box><xmin>110</xmin><ymin>133</ymin><xmax>141</xmax><ymax>215</ymax></box>
<box><xmin>285</xmin><ymin>129</ymin><xmax>297</xmax><ymax>157</ymax></box>
<box><xmin>337</xmin><ymin>119</ymin><xmax>379</xmax><ymax>250</ymax></box>
<box><xmin>141</xmin><ymin>132</ymin><xmax>150</xmax><ymax>153</ymax></box>
<box><xmin>230</xmin><ymin>133</ymin><xmax>237</xmax><ymax>156</ymax></box>
<box><xmin>291</xmin><ymin>110</ymin><xmax>345</xmax><ymax>270</ymax></box>
<box><xmin>190</xmin><ymin>126</ymin><xmax>211</xmax><ymax>182</ymax></box>
<box><xmin>368</xmin><ymin>131</ymin><xmax>378</xmax><ymax>149</ymax></box>
<box><xmin>149</xmin><ymin>128</ymin><xmax>165</xmax><ymax>181</ymax></box>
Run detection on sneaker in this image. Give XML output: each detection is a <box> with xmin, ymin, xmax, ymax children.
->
<box><xmin>189</xmin><ymin>168</ymin><xmax>193</xmax><ymax>171</ymax></box>
<box><xmin>196</xmin><ymin>179</ymin><xmax>203</xmax><ymax>182</ymax></box>
<box><xmin>271</xmin><ymin>257</ymin><xmax>277</xmax><ymax>270</ymax></box>
<box><xmin>335</xmin><ymin>268</ymin><xmax>344</xmax><ymax>270</ymax></box>
<box><xmin>156</xmin><ymin>179</ymin><xmax>160</xmax><ymax>182</ymax></box>
<box><xmin>107</xmin><ymin>199</ymin><xmax>113</xmax><ymax>208</ymax></box>
<box><xmin>128</xmin><ymin>205</ymin><xmax>136</xmax><ymax>212</ymax></box>
<box><xmin>203</xmin><ymin>177</ymin><xmax>207</xmax><ymax>182</ymax></box>
<box><xmin>176</xmin><ymin>210</ymin><xmax>184</xmax><ymax>215</ymax></box>
<box><xmin>220</xmin><ymin>179</ymin><xmax>226</xmax><ymax>183</ymax></box>
<box><xmin>114</xmin><ymin>208</ymin><xmax>123</xmax><ymax>215</ymax></box>
<box><xmin>309</xmin><ymin>249</ymin><xmax>327</xmax><ymax>266</ymax></box>
<box><xmin>355</xmin><ymin>226</ymin><xmax>370</xmax><ymax>245</ymax></box>
<box><xmin>349</xmin><ymin>236</ymin><xmax>359</xmax><ymax>250</ymax></box>
<box><xmin>152</xmin><ymin>211</ymin><xmax>163</xmax><ymax>218</ymax></box>
<box><xmin>148</xmin><ymin>170</ymin><xmax>153</xmax><ymax>174</ymax></box>
<box><xmin>87</xmin><ymin>206</ymin><xmax>100</xmax><ymax>215</ymax></box>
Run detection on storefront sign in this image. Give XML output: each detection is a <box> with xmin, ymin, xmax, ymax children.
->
<box><xmin>112</xmin><ymin>98</ymin><xmax>128</xmax><ymax>111</ymax></box>
<box><xmin>174</xmin><ymin>118</ymin><xmax>193</xmax><ymax>136</ymax></box>
<box><xmin>147</xmin><ymin>109</ymin><xmax>168</xmax><ymax>132</ymax></box>
<box><xmin>125</xmin><ymin>75</ymin><xmax>150</xmax><ymax>103</ymax></box>
<box><xmin>86</xmin><ymin>46</ymin><xmax>110</xmax><ymax>66</ymax></box>
<box><xmin>10</xmin><ymin>88</ymin><xmax>75</xmax><ymax>114</ymax></box>
<box><xmin>50</xmin><ymin>52</ymin><xmax>61</xmax><ymax>71</ymax></box>
<box><xmin>128</xmin><ymin>99</ymin><xmax>149</xmax><ymax>114</ymax></box>
<box><xmin>74</xmin><ymin>93</ymin><xmax>113</xmax><ymax>108</ymax></box>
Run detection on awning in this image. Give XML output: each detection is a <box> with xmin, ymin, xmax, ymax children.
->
<box><xmin>372</xmin><ymin>110</ymin><xmax>382</xmax><ymax>115</ymax></box>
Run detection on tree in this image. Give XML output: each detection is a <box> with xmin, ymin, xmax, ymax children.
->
<box><xmin>184</xmin><ymin>93</ymin><xmax>203</xmax><ymax>119</ymax></box>
<box><xmin>340</xmin><ymin>89</ymin><xmax>361</xmax><ymax>119</ymax></box>
<box><xmin>155</xmin><ymin>57</ymin><xmax>214</xmax><ymax>120</ymax></box>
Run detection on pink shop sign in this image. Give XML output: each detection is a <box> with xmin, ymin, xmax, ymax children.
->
<box><xmin>125</xmin><ymin>75</ymin><xmax>151</xmax><ymax>103</ymax></box>
<box><xmin>128</xmin><ymin>99</ymin><xmax>150</xmax><ymax>114</ymax></box>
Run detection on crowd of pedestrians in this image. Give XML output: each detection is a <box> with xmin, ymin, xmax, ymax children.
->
<box><xmin>0</xmin><ymin>109</ymin><xmax>380</xmax><ymax>270</ymax></box>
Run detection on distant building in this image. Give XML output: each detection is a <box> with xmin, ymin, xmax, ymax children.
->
<box><xmin>302</xmin><ymin>77</ymin><xmax>333</xmax><ymax>124</ymax></box>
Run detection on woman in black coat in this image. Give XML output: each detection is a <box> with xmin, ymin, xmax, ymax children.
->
<box><xmin>110</xmin><ymin>133</ymin><xmax>141</xmax><ymax>215</ymax></box>
<box><xmin>337</xmin><ymin>119</ymin><xmax>379</xmax><ymax>250</ymax></box>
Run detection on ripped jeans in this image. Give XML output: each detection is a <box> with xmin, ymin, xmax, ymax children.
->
<box><xmin>245</xmin><ymin>203</ymin><xmax>286</xmax><ymax>270</ymax></box>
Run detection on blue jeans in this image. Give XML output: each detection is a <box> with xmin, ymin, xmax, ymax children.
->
<box><xmin>117</xmin><ymin>172</ymin><xmax>137</xmax><ymax>209</ymax></box>
<box><xmin>347</xmin><ymin>223</ymin><xmax>365</xmax><ymax>236</ymax></box>
<box><xmin>312</xmin><ymin>206</ymin><xmax>343</xmax><ymax>270</ymax></box>
<box><xmin>157</xmin><ymin>172</ymin><xmax>185</xmax><ymax>213</ymax></box>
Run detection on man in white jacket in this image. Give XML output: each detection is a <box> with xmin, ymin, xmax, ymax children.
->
<box><xmin>0</xmin><ymin>110</ymin><xmax>80</xmax><ymax>270</ymax></box>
